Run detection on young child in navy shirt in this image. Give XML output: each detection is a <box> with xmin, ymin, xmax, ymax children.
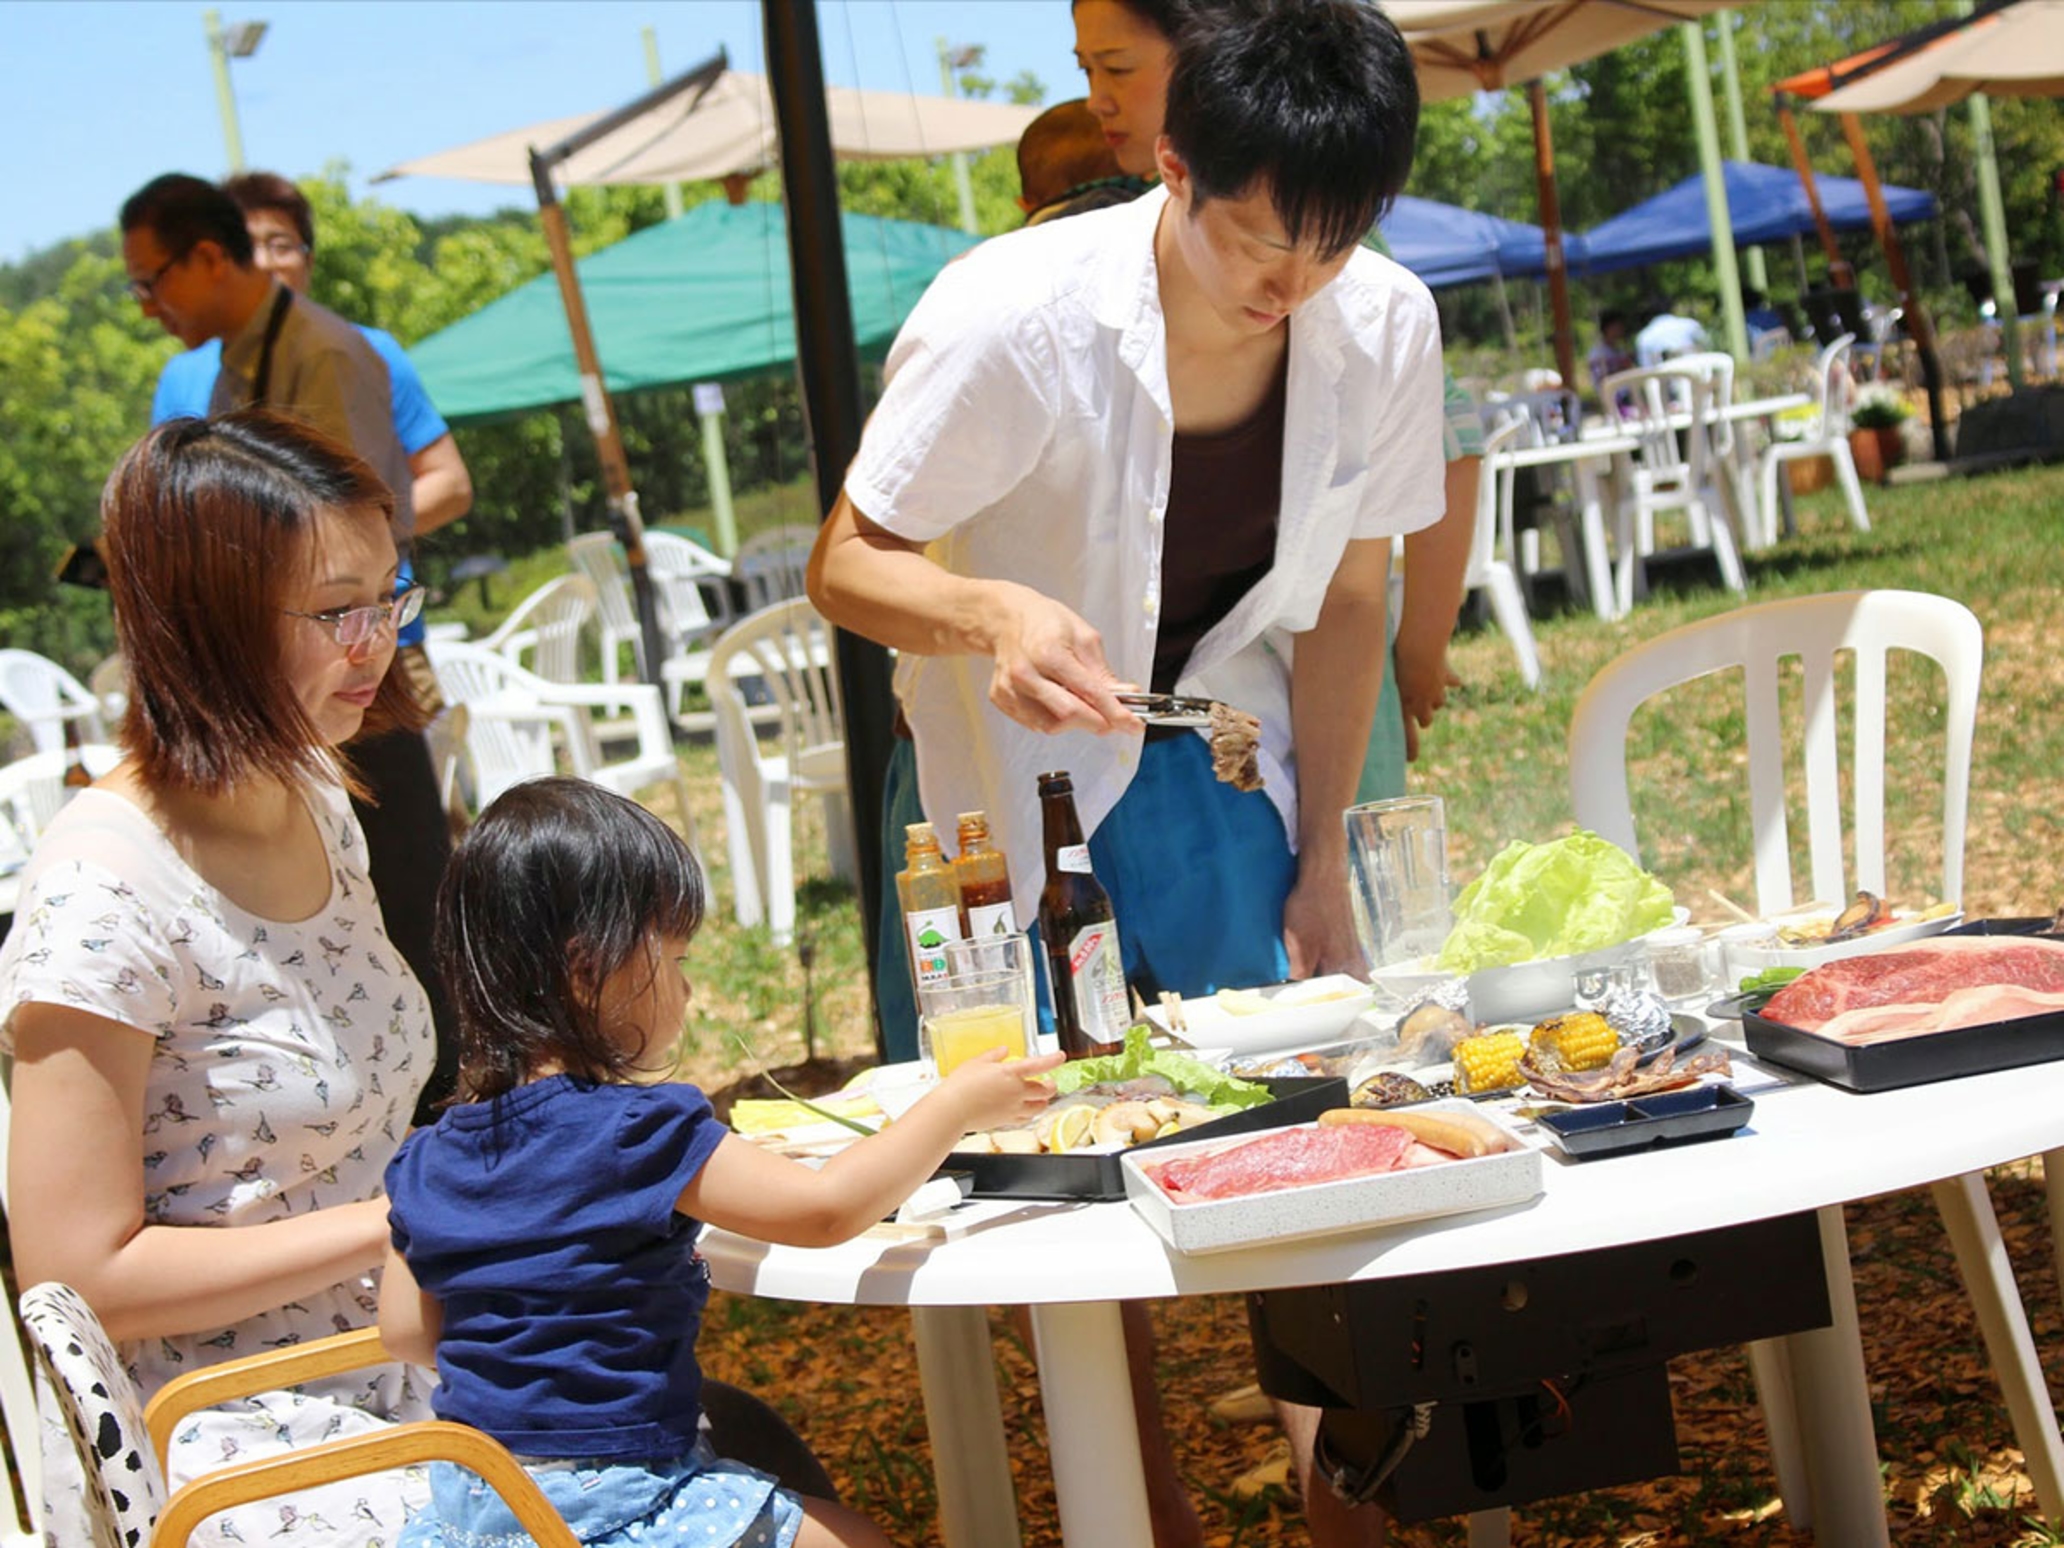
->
<box><xmin>381</xmin><ymin>778</ymin><xmax>1061</xmax><ymax>1548</ymax></box>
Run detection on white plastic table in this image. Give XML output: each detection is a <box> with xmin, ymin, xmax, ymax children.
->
<box><xmin>701</xmin><ymin>1049</ymin><xmax>2064</xmax><ymax>1548</ymax></box>
<box><xmin>1484</xmin><ymin>435</ymin><xmax>1640</xmax><ymax>622</ymax></box>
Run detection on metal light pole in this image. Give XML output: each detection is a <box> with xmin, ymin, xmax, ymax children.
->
<box><xmin>202</xmin><ymin>10</ymin><xmax>267</xmax><ymax>172</ymax></box>
<box><xmin>936</xmin><ymin>39</ymin><xmax>981</xmax><ymax>235</ymax></box>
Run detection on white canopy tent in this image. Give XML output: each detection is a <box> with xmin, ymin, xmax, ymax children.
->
<box><xmin>1812</xmin><ymin>0</ymin><xmax>2064</xmax><ymax>114</ymax></box>
<box><xmin>374</xmin><ymin>67</ymin><xmax>1038</xmax><ymax>187</ymax></box>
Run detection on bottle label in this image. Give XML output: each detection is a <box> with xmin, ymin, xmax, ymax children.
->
<box><xmin>966</xmin><ymin>901</ymin><xmax>1016</xmax><ymax>939</ymax></box>
<box><xmin>904</xmin><ymin>906</ymin><xmax>963</xmax><ymax>986</ymax></box>
<box><xmin>1057</xmin><ymin>843</ymin><xmax>1093</xmax><ymax>876</ymax></box>
<box><xmin>1064</xmin><ymin>922</ymin><xmax>1130</xmax><ymax>1041</ymax></box>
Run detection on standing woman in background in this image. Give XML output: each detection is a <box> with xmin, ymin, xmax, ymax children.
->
<box><xmin>0</xmin><ymin>411</ymin><xmax>436</xmax><ymax>1547</ymax></box>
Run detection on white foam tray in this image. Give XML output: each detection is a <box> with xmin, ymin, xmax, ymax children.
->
<box><xmin>1725</xmin><ymin>909</ymin><xmax>1962</xmax><ymax>980</ymax></box>
<box><xmin>1120</xmin><ymin>1101</ymin><xmax>1542</xmax><ymax>1256</ymax></box>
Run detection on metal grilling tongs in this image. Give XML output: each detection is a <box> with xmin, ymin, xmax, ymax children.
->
<box><xmin>1116</xmin><ymin>691</ymin><xmax>1217</xmax><ymax>727</ymax></box>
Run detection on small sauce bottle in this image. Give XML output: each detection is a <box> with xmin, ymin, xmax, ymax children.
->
<box><xmin>952</xmin><ymin>810</ymin><xmax>1015</xmax><ymax>940</ymax></box>
<box><xmin>896</xmin><ymin>821</ymin><xmax>965</xmax><ymax>994</ymax></box>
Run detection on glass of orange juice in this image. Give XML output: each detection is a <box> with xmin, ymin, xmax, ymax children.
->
<box><xmin>920</xmin><ymin>935</ymin><xmax>1036</xmax><ymax>1076</ymax></box>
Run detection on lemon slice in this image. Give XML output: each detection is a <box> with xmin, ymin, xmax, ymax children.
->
<box><xmin>1048</xmin><ymin>1105</ymin><xmax>1098</xmax><ymax>1153</ymax></box>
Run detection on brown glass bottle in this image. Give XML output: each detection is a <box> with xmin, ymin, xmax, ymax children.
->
<box><xmin>952</xmin><ymin>811</ymin><xmax>1014</xmax><ymax>941</ymax></box>
<box><xmin>1036</xmin><ymin>772</ymin><xmax>1128</xmax><ymax>1059</ymax></box>
<box><xmin>61</xmin><ymin>718</ymin><xmax>92</xmax><ymax>793</ymax></box>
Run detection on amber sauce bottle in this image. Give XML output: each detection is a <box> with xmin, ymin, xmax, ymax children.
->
<box><xmin>1035</xmin><ymin>772</ymin><xmax>1128</xmax><ymax>1059</ymax></box>
<box><xmin>952</xmin><ymin>811</ymin><xmax>1015</xmax><ymax>940</ymax></box>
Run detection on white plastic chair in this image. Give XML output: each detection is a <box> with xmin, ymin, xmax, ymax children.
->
<box><xmin>426</xmin><ymin>640</ymin><xmax>697</xmax><ymax>849</ymax></box>
<box><xmin>567</xmin><ymin>532</ymin><xmax>649</xmax><ymax>687</ymax></box>
<box><xmin>570</xmin><ymin>533</ymin><xmax>727</xmax><ymax>729</ymax></box>
<box><xmin>707</xmin><ymin>599</ymin><xmax>852</xmax><ymax>946</ymax></box>
<box><xmin>18</xmin><ymin>1283</ymin><xmax>577</xmax><ymax>1548</ymax></box>
<box><xmin>478</xmin><ymin>573</ymin><xmax>597</xmax><ymax>684</ymax></box>
<box><xmin>0</xmin><ymin>651</ymin><xmax>103</xmax><ymax>757</ymax></box>
<box><xmin>1567</xmin><ymin>590</ymin><xmax>2064</xmax><ymax>1529</ymax></box>
<box><xmin>0</xmin><ymin>746</ymin><xmax>122</xmax><ymax>859</ymax></box>
<box><xmin>1599</xmin><ymin>364</ymin><xmax>1748</xmax><ymax>611</ymax></box>
<box><xmin>1757</xmin><ymin>335</ymin><xmax>1871</xmax><ymax>547</ymax></box>
<box><xmin>1468</xmin><ymin>418</ymin><xmax>1543</xmax><ymax>689</ymax></box>
<box><xmin>733</xmin><ymin>524</ymin><xmax>817</xmax><ymax>614</ymax></box>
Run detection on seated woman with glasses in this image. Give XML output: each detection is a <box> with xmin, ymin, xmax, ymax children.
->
<box><xmin>0</xmin><ymin>409</ymin><xmax>436</xmax><ymax>1548</ymax></box>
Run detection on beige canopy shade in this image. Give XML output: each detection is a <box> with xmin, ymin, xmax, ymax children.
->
<box><xmin>1387</xmin><ymin>0</ymin><xmax>1740</xmax><ymax>385</ymax></box>
<box><xmin>1811</xmin><ymin>0</ymin><xmax>2064</xmax><ymax>114</ymax></box>
<box><xmin>1388</xmin><ymin>0</ymin><xmax>1738</xmax><ymax>103</ymax></box>
<box><xmin>373</xmin><ymin>67</ymin><xmax>1038</xmax><ymax>187</ymax></box>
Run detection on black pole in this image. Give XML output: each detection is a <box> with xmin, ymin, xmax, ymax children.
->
<box><xmin>763</xmin><ymin>0</ymin><xmax>899</xmax><ymax>1057</ymax></box>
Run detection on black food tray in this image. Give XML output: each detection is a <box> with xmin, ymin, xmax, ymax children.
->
<box><xmin>1744</xmin><ymin>920</ymin><xmax>2064</xmax><ymax>1092</ymax></box>
<box><xmin>943</xmin><ymin>1076</ymin><xmax>1348</xmax><ymax>1201</ymax></box>
<box><xmin>1539</xmin><ymin>1084</ymin><xmax>1753</xmax><ymax>1161</ymax></box>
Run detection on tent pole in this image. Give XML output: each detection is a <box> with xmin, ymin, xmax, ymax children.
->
<box><xmin>1526</xmin><ymin>80</ymin><xmax>1577</xmax><ymax>390</ymax></box>
<box><xmin>764</xmin><ymin>0</ymin><xmax>897</xmax><ymax>1056</ymax></box>
<box><xmin>528</xmin><ymin>153</ymin><xmax>668</xmax><ymax>688</ymax></box>
<box><xmin>1838</xmin><ymin>112</ymin><xmax>1950</xmax><ymax>461</ymax></box>
<box><xmin>1958</xmin><ymin>0</ymin><xmax>2023</xmax><ymax>388</ymax></box>
<box><xmin>1777</xmin><ymin>102</ymin><xmax>1850</xmax><ymax>285</ymax></box>
<box><xmin>1683</xmin><ymin>21</ymin><xmax>1749</xmax><ymax>362</ymax></box>
<box><xmin>1715</xmin><ymin>13</ymin><xmax>1769</xmax><ymax>297</ymax></box>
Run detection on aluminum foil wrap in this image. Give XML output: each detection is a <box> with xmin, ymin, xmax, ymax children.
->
<box><xmin>1593</xmin><ymin>985</ymin><xmax>1674</xmax><ymax>1053</ymax></box>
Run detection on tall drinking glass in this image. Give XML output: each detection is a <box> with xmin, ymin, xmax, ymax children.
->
<box><xmin>920</xmin><ymin>933</ymin><xmax>1037</xmax><ymax>1076</ymax></box>
<box><xmin>1343</xmin><ymin>796</ymin><xmax>1452</xmax><ymax>975</ymax></box>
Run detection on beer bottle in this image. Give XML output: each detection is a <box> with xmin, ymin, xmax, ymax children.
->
<box><xmin>61</xmin><ymin>718</ymin><xmax>92</xmax><ymax>795</ymax></box>
<box><xmin>1036</xmin><ymin>772</ymin><xmax>1128</xmax><ymax>1058</ymax></box>
<box><xmin>896</xmin><ymin>822</ymin><xmax>965</xmax><ymax>995</ymax></box>
<box><xmin>952</xmin><ymin>811</ymin><xmax>1014</xmax><ymax>940</ymax></box>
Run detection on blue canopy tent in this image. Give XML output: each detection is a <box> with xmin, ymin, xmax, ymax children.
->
<box><xmin>1378</xmin><ymin>194</ymin><xmax>1583</xmax><ymax>288</ymax></box>
<box><xmin>1574</xmin><ymin>160</ymin><xmax>1937</xmax><ymax>276</ymax></box>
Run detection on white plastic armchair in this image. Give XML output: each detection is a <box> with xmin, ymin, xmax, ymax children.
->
<box><xmin>708</xmin><ymin>599</ymin><xmax>852</xmax><ymax>945</ymax></box>
<box><xmin>1598</xmin><ymin>363</ymin><xmax>1748</xmax><ymax>611</ymax></box>
<box><xmin>0</xmin><ymin>745</ymin><xmax>122</xmax><ymax>864</ymax></box>
<box><xmin>1757</xmin><ymin>335</ymin><xmax>1870</xmax><ymax>547</ymax></box>
<box><xmin>478</xmin><ymin>573</ymin><xmax>598</xmax><ymax>684</ymax></box>
<box><xmin>567</xmin><ymin>532</ymin><xmax>645</xmax><ymax>685</ymax></box>
<box><xmin>1565</xmin><ymin>591</ymin><xmax>2064</xmax><ymax>1529</ymax></box>
<box><xmin>426</xmin><ymin>640</ymin><xmax>697</xmax><ymax>847</ymax></box>
<box><xmin>0</xmin><ymin>650</ymin><xmax>104</xmax><ymax>756</ymax></box>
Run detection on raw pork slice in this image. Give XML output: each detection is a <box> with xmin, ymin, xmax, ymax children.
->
<box><xmin>1762</xmin><ymin>936</ymin><xmax>2064</xmax><ymax>1045</ymax></box>
<box><xmin>1146</xmin><ymin>1123</ymin><xmax>1413</xmax><ymax>1202</ymax></box>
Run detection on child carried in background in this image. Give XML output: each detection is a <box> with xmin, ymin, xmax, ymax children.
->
<box><xmin>381</xmin><ymin>777</ymin><xmax>1061</xmax><ymax>1548</ymax></box>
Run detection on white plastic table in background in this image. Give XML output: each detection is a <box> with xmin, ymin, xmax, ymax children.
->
<box><xmin>1484</xmin><ymin>435</ymin><xmax>1641</xmax><ymax>621</ymax></box>
<box><xmin>700</xmin><ymin>1050</ymin><xmax>2064</xmax><ymax>1548</ymax></box>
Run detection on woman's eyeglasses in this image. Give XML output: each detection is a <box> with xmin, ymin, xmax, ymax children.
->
<box><xmin>283</xmin><ymin>586</ymin><xmax>425</xmax><ymax>648</ymax></box>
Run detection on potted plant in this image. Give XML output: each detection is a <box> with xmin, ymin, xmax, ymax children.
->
<box><xmin>1847</xmin><ymin>386</ymin><xmax>1912</xmax><ymax>483</ymax></box>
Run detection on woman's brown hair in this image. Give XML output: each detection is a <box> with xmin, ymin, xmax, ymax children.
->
<box><xmin>102</xmin><ymin>410</ymin><xmax>428</xmax><ymax>797</ymax></box>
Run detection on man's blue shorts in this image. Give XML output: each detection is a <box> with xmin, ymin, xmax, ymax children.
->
<box><xmin>873</xmin><ymin>734</ymin><xmax>1295</xmax><ymax>1062</ymax></box>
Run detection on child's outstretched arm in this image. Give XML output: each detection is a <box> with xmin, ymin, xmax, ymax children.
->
<box><xmin>377</xmin><ymin>1242</ymin><xmax>444</xmax><ymax>1369</ymax></box>
<box><xmin>679</xmin><ymin>1048</ymin><xmax>1064</xmax><ymax>1249</ymax></box>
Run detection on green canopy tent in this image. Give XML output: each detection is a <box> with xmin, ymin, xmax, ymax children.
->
<box><xmin>409</xmin><ymin>198</ymin><xmax>981</xmax><ymax>423</ymax></box>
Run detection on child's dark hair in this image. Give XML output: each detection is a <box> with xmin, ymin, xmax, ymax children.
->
<box><xmin>436</xmin><ymin>778</ymin><xmax>705</xmax><ymax>1102</ymax></box>
<box><xmin>1163</xmin><ymin>0</ymin><xmax>1417</xmax><ymax>258</ymax></box>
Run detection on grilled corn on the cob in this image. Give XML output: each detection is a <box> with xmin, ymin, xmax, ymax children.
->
<box><xmin>1452</xmin><ymin>1030</ymin><xmax>1526</xmax><ymax>1094</ymax></box>
<box><xmin>1527</xmin><ymin>1012</ymin><xmax>1619</xmax><ymax>1074</ymax></box>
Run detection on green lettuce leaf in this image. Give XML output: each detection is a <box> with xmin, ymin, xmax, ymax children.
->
<box><xmin>1435</xmin><ymin>832</ymin><xmax>1676</xmax><ymax>973</ymax></box>
<box><xmin>1051</xmin><ymin>1025</ymin><xmax>1273</xmax><ymax>1110</ymax></box>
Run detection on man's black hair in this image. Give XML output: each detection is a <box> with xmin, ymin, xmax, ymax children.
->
<box><xmin>1599</xmin><ymin>309</ymin><xmax>1628</xmax><ymax>333</ymax></box>
<box><xmin>119</xmin><ymin>174</ymin><xmax>255</xmax><ymax>268</ymax></box>
<box><xmin>1162</xmin><ymin>0</ymin><xmax>1417</xmax><ymax>258</ymax></box>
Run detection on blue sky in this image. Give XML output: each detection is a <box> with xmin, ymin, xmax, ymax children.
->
<box><xmin>4</xmin><ymin>1</ymin><xmax>1083</xmax><ymax>262</ymax></box>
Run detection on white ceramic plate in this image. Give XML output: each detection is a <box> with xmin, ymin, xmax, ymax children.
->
<box><xmin>1722</xmin><ymin>908</ymin><xmax>1963</xmax><ymax>982</ymax></box>
<box><xmin>1143</xmin><ymin>974</ymin><xmax>1378</xmax><ymax>1055</ymax></box>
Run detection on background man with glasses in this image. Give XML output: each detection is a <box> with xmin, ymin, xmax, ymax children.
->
<box><xmin>120</xmin><ymin>172</ymin><xmax>461</xmax><ymax>1116</ymax></box>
